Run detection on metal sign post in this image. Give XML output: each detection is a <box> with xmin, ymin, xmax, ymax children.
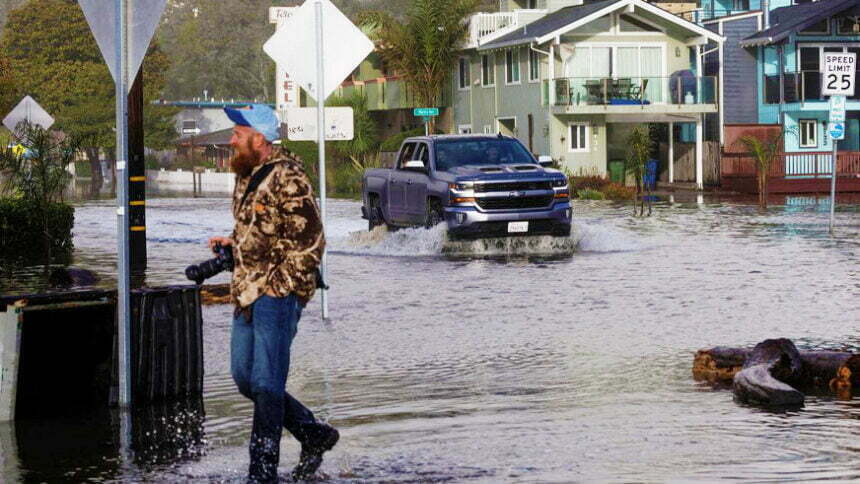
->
<box><xmin>114</xmin><ymin>0</ymin><xmax>132</xmax><ymax>409</ymax></box>
<box><xmin>822</xmin><ymin>51</ymin><xmax>856</xmax><ymax>234</ymax></box>
<box><xmin>314</xmin><ymin>0</ymin><xmax>329</xmax><ymax>319</ymax></box>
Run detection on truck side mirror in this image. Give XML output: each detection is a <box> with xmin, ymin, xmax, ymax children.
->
<box><xmin>403</xmin><ymin>160</ymin><xmax>426</xmax><ymax>172</ymax></box>
<box><xmin>538</xmin><ymin>155</ymin><xmax>554</xmax><ymax>168</ymax></box>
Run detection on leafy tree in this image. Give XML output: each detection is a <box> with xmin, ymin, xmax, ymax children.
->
<box><xmin>2</xmin><ymin>0</ymin><xmax>177</xmax><ymax>195</ymax></box>
<box><xmin>0</xmin><ymin>47</ymin><xmax>19</xmax><ymax>115</ymax></box>
<box><xmin>359</xmin><ymin>0</ymin><xmax>480</xmax><ymax>133</ymax></box>
<box><xmin>738</xmin><ymin>130</ymin><xmax>784</xmax><ymax>209</ymax></box>
<box><xmin>327</xmin><ymin>91</ymin><xmax>378</xmax><ymax>159</ymax></box>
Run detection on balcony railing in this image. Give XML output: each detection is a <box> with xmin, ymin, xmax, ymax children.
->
<box><xmin>466</xmin><ymin>10</ymin><xmax>546</xmax><ymax>47</ymax></box>
<box><xmin>675</xmin><ymin>8</ymin><xmax>749</xmax><ymax>24</ymax></box>
<box><xmin>543</xmin><ymin>76</ymin><xmax>717</xmax><ymax>107</ymax></box>
<box><xmin>764</xmin><ymin>71</ymin><xmax>860</xmax><ymax>104</ymax></box>
<box><xmin>722</xmin><ymin>151</ymin><xmax>860</xmax><ymax>178</ymax></box>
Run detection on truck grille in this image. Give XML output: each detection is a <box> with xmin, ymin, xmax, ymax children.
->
<box><xmin>473</xmin><ymin>181</ymin><xmax>552</xmax><ymax>192</ymax></box>
<box><xmin>476</xmin><ymin>195</ymin><xmax>554</xmax><ymax>210</ymax></box>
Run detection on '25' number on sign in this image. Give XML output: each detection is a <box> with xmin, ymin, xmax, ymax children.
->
<box><xmin>827</xmin><ymin>73</ymin><xmax>852</xmax><ymax>91</ymax></box>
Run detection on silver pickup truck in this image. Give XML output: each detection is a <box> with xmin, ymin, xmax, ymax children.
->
<box><xmin>361</xmin><ymin>134</ymin><xmax>571</xmax><ymax>238</ymax></box>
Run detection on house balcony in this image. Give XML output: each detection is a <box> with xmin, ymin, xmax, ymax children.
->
<box><xmin>465</xmin><ymin>10</ymin><xmax>547</xmax><ymax>48</ymax></box>
<box><xmin>543</xmin><ymin>76</ymin><xmax>718</xmax><ymax>116</ymax></box>
<box><xmin>674</xmin><ymin>8</ymin><xmax>751</xmax><ymax>24</ymax></box>
<box><xmin>764</xmin><ymin>71</ymin><xmax>860</xmax><ymax>107</ymax></box>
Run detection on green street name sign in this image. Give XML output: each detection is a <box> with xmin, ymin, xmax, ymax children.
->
<box><xmin>413</xmin><ymin>107</ymin><xmax>439</xmax><ymax>117</ymax></box>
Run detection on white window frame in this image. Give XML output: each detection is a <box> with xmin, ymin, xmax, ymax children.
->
<box><xmin>568</xmin><ymin>123</ymin><xmax>589</xmax><ymax>152</ymax></box>
<box><xmin>482</xmin><ymin>124</ymin><xmax>493</xmax><ymax>134</ymax></box>
<box><xmin>561</xmin><ymin>42</ymin><xmax>667</xmax><ymax>80</ymax></box>
<box><xmin>496</xmin><ymin>116</ymin><xmax>517</xmax><ymax>136</ymax></box>
<box><xmin>528</xmin><ymin>48</ymin><xmax>541</xmax><ymax>83</ymax></box>
<box><xmin>837</xmin><ymin>17</ymin><xmax>860</xmax><ymax>35</ymax></box>
<box><xmin>458</xmin><ymin>57</ymin><xmax>471</xmax><ymax>91</ymax></box>
<box><xmin>799</xmin><ymin>119</ymin><xmax>818</xmax><ymax>148</ymax></box>
<box><xmin>505</xmin><ymin>49</ymin><xmax>521</xmax><ymax>85</ymax></box>
<box><xmin>458</xmin><ymin>124</ymin><xmax>473</xmax><ymax>134</ymax></box>
<box><xmin>526</xmin><ymin>0</ymin><xmax>538</xmax><ymax>9</ymax></box>
<box><xmin>481</xmin><ymin>54</ymin><xmax>495</xmax><ymax>87</ymax></box>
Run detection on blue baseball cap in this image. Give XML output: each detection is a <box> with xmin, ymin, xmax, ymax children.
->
<box><xmin>224</xmin><ymin>104</ymin><xmax>281</xmax><ymax>142</ymax></box>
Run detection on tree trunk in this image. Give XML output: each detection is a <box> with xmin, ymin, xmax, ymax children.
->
<box><xmin>86</xmin><ymin>147</ymin><xmax>103</xmax><ymax>197</ymax></box>
<box><xmin>733</xmin><ymin>338</ymin><xmax>804</xmax><ymax>406</ymax></box>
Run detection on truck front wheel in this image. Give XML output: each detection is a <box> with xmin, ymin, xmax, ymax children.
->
<box><xmin>424</xmin><ymin>199</ymin><xmax>444</xmax><ymax>229</ymax></box>
<box><xmin>368</xmin><ymin>195</ymin><xmax>384</xmax><ymax>231</ymax></box>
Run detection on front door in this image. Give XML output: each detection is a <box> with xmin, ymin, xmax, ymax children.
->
<box><xmin>388</xmin><ymin>143</ymin><xmax>416</xmax><ymax>223</ymax></box>
<box><xmin>405</xmin><ymin>143</ymin><xmax>431</xmax><ymax>224</ymax></box>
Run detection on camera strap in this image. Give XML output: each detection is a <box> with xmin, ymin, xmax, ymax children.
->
<box><xmin>239</xmin><ymin>162</ymin><xmax>281</xmax><ymax>207</ymax></box>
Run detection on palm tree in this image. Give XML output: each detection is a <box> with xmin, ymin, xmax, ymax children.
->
<box><xmin>358</xmin><ymin>0</ymin><xmax>480</xmax><ymax>133</ymax></box>
<box><xmin>626</xmin><ymin>125</ymin><xmax>654</xmax><ymax>216</ymax></box>
<box><xmin>738</xmin><ymin>130</ymin><xmax>784</xmax><ymax>209</ymax></box>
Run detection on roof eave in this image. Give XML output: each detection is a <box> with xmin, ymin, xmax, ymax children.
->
<box><xmin>739</xmin><ymin>36</ymin><xmax>776</xmax><ymax>48</ymax></box>
<box><xmin>478</xmin><ymin>37</ymin><xmax>538</xmax><ymax>51</ymax></box>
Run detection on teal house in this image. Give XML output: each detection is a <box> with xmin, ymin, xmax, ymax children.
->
<box><xmin>700</xmin><ymin>0</ymin><xmax>860</xmax><ymax>192</ymax></box>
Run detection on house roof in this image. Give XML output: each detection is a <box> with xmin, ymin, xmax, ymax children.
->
<box><xmin>477</xmin><ymin>0</ymin><xmax>722</xmax><ymax>51</ymax></box>
<box><xmin>740</xmin><ymin>0</ymin><xmax>860</xmax><ymax>47</ymax></box>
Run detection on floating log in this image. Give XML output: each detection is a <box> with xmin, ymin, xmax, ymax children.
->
<box><xmin>693</xmin><ymin>341</ymin><xmax>857</xmax><ymax>405</ymax></box>
<box><xmin>733</xmin><ymin>339</ymin><xmax>804</xmax><ymax>406</ymax></box>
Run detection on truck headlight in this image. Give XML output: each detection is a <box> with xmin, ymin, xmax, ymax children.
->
<box><xmin>551</xmin><ymin>178</ymin><xmax>568</xmax><ymax>188</ymax></box>
<box><xmin>449</xmin><ymin>182</ymin><xmax>473</xmax><ymax>191</ymax></box>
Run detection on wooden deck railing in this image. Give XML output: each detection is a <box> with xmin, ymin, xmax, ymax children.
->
<box><xmin>722</xmin><ymin>152</ymin><xmax>860</xmax><ymax>178</ymax></box>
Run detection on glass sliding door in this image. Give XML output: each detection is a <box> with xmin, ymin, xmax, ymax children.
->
<box><xmin>640</xmin><ymin>47</ymin><xmax>663</xmax><ymax>102</ymax></box>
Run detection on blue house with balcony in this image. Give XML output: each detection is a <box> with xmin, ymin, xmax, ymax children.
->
<box><xmin>696</xmin><ymin>0</ymin><xmax>860</xmax><ymax>193</ymax></box>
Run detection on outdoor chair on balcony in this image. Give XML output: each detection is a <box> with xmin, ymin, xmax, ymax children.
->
<box><xmin>585</xmin><ymin>80</ymin><xmax>603</xmax><ymax>104</ymax></box>
<box><xmin>611</xmin><ymin>78</ymin><xmax>632</xmax><ymax>99</ymax></box>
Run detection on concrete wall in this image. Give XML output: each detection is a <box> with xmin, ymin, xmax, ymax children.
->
<box><xmin>146</xmin><ymin>169</ymin><xmax>235</xmax><ymax>194</ymax></box>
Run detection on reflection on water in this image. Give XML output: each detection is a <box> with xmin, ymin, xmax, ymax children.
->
<box><xmin>1</xmin><ymin>192</ymin><xmax>859</xmax><ymax>481</ymax></box>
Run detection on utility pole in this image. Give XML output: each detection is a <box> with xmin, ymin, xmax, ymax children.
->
<box><xmin>127</xmin><ymin>68</ymin><xmax>147</xmax><ymax>273</ymax></box>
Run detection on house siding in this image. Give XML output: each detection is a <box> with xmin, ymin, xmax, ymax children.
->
<box><xmin>708</xmin><ymin>15</ymin><xmax>759</xmax><ymax>124</ymax></box>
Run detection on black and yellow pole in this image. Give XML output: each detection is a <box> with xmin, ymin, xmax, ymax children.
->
<box><xmin>127</xmin><ymin>68</ymin><xmax>147</xmax><ymax>274</ymax></box>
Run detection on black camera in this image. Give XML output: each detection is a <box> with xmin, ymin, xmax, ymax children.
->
<box><xmin>185</xmin><ymin>243</ymin><xmax>234</xmax><ymax>285</ymax></box>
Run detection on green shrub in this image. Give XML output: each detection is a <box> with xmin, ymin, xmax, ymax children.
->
<box><xmin>576</xmin><ymin>188</ymin><xmax>606</xmax><ymax>200</ymax></box>
<box><xmin>0</xmin><ymin>198</ymin><xmax>74</xmax><ymax>265</ymax></box>
<box><xmin>74</xmin><ymin>160</ymin><xmax>93</xmax><ymax>177</ymax></box>
<box><xmin>602</xmin><ymin>183</ymin><xmax>636</xmax><ymax>201</ymax></box>
<box><xmin>380</xmin><ymin>127</ymin><xmax>424</xmax><ymax>152</ymax></box>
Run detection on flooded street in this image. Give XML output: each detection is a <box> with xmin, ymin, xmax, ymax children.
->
<box><xmin>2</xmin><ymin>195</ymin><xmax>859</xmax><ymax>482</ymax></box>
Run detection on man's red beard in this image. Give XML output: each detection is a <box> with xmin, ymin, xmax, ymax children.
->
<box><xmin>230</xmin><ymin>138</ymin><xmax>262</xmax><ymax>176</ymax></box>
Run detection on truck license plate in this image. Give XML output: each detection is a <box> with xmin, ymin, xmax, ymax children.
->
<box><xmin>508</xmin><ymin>221</ymin><xmax>528</xmax><ymax>233</ymax></box>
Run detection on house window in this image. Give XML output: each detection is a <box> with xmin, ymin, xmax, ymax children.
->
<box><xmin>799</xmin><ymin>119</ymin><xmax>817</xmax><ymax>148</ymax></box>
<box><xmin>481</xmin><ymin>54</ymin><xmax>494</xmax><ymax>87</ymax></box>
<box><xmin>528</xmin><ymin>49</ymin><xmax>540</xmax><ymax>82</ymax></box>
<box><xmin>569</xmin><ymin>123</ymin><xmax>589</xmax><ymax>152</ymax></box>
<box><xmin>837</xmin><ymin>17</ymin><xmax>860</xmax><ymax>35</ymax></box>
<box><xmin>483</xmin><ymin>124</ymin><xmax>493</xmax><ymax>134</ymax></box>
<box><xmin>731</xmin><ymin>0</ymin><xmax>749</xmax><ymax>11</ymax></box>
<box><xmin>458</xmin><ymin>125</ymin><xmax>473</xmax><ymax>134</ymax></box>
<box><xmin>505</xmin><ymin>49</ymin><xmax>521</xmax><ymax>84</ymax></box>
<box><xmin>800</xmin><ymin>19</ymin><xmax>830</xmax><ymax>35</ymax></box>
<box><xmin>458</xmin><ymin>57</ymin><xmax>470</xmax><ymax>90</ymax></box>
<box><xmin>181</xmin><ymin>120</ymin><xmax>198</xmax><ymax>134</ymax></box>
<box><xmin>526</xmin><ymin>0</ymin><xmax>538</xmax><ymax>9</ymax></box>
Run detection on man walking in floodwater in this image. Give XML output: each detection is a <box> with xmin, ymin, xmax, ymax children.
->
<box><xmin>208</xmin><ymin>104</ymin><xmax>338</xmax><ymax>482</ymax></box>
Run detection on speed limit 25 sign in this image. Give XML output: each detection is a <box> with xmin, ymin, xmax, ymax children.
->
<box><xmin>822</xmin><ymin>52</ymin><xmax>857</xmax><ymax>96</ymax></box>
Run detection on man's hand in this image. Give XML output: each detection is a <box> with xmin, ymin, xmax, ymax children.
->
<box><xmin>208</xmin><ymin>236</ymin><xmax>233</xmax><ymax>253</ymax></box>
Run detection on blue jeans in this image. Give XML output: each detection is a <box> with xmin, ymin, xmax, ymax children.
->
<box><xmin>231</xmin><ymin>294</ymin><xmax>319</xmax><ymax>482</ymax></box>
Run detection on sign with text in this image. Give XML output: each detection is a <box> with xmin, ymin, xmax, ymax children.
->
<box><xmin>829</xmin><ymin>95</ymin><xmax>846</xmax><ymax>122</ymax></box>
<box><xmin>285</xmin><ymin>107</ymin><xmax>354</xmax><ymax>141</ymax></box>
<box><xmin>829</xmin><ymin>122</ymin><xmax>845</xmax><ymax>140</ymax></box>
<box><xmin>413</xmin><ymin>107</ymin><xmax>439</xmax><ymax>117</ymax></box>
<box><xmin>822</xmin><ymin>52</ymin><xmax>857</xmax><ymax>96</ymax></box>
<box><xmin>269</xmin><ymin>6</ymin><xmax>298</xmax><ymax>24</ymax></box>
<box><xmin>263</xmin><ymin>0</ymin><xmax>374</xmax><ymax>102</ymax></box>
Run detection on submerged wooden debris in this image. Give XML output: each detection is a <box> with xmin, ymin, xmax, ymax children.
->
<box><xmin>693</xmin><ymin>339</ymin><xmax>858</xmax><ymax>406</ymax></box>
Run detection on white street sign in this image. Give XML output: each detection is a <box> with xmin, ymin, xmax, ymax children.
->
<box><xmin>3</xmin><ymin>96</ymin><xmax>54</xmax><ymax>132</ymax></box>
<box><xmin>79</xmin><ymin>0</ymin><xmax>168</xmax><ymax>91</ymax></box>
<box><xmin>829</xmin><ymin>95</ymin><xmax>846</xmax><ymax>123</ymax></box>
<box><xmin>263</xmin><ymin>0</ymin><xmax>374</xmax><ymax>102</ymax></box>
<box><xmin>822</xmin><ymin>52</ymin><xmax>856</xmax><ymax>96</ymax></box>
<box><xmin>286</xmin><ymin>107</ymin><xmax>354</xmax><ymax>141</ymax></box>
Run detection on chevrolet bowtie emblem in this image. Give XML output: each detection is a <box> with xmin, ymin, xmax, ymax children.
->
<box><xmin>509</xmin><ymin>191</ymin><xmax>526</xmax><ymax>198</ymax></box>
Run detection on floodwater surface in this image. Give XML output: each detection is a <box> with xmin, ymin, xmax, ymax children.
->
<box><xmin>1</xmin><ymin>194</ymin><xmax>859</xmax><ymax>482</ymax></box>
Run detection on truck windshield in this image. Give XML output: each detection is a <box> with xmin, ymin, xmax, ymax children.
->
<box><xmin>434</xmin><ymin>139</ymin><xmax>535</xmax><ymax>172</ymax></box>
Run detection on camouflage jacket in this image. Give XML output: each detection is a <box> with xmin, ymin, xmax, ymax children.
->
<box><xmin>231</xmin><ymin>148</ymin><xmax>325</xmax><ymax>308</ymax></box>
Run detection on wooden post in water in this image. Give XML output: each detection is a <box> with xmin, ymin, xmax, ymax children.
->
<box><xmin>127</xmin><ymin>68</ymin><xmax>147</xmax><ymax>272</ymax></box>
